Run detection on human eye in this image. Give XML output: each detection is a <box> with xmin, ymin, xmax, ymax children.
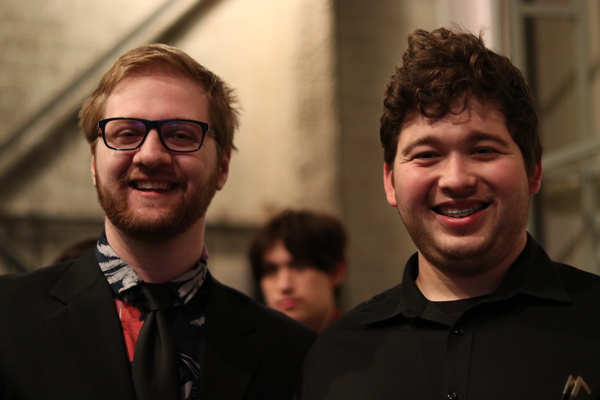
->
<box><xmin>116</xmin><ymin>130</ymin><xmax>143</xmax><ymax>139</ymax></box>
<box><xmin>163</xmin><ymin>129</ymin><xmax>196</xmax><ymax>141</ymax></box>
<box><xmin>162</xmin><ymin>122</ymin><xmax>202</xmax><ymax>147</ymax></box>
<box><xmin>410</xmin><ymin>150</ymin><xmax>440</xmax><ymax>164</ymax></box>
<box><xmin>290</xmin><ymin>260</ymin><xmax>310</xmax><ymax>271</ymax></box>
<box><xmin>262</xmin><ymin>263</ymin><xmax>278</xmax><ymax>277</ymax></box>
<box><xmin>415</xmin><ymin>152</ymin><xmax>437</xmax><ymax>159</ymax></box>
<box><xmin>106</xmin><ymin>121</ymin><xmax>145</xmax><ymax>144</ymax></box>
<box><xmin>169</xmin><ymin>129</ymin><xmax>196</xmax><ymax>140</ymax></box>
<box><xmin>472</xmin><ymin>146</ymin><xmax>500</xmax><ymax>158</ymax></box>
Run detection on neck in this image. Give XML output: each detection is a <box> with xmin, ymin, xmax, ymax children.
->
<box><xmin>307</xmin><ymin>299</ymin><xmax>339</xmax><ymax>333</ymax></box>
<box><xmin>105</xmin><ymin>219</ymin><xmax>206</xmax><ymax>284</ymax></box>
<box><xmin>415</xmin><ymin>236</ymin><xmax>527</xmax><ymax>301</ymax></box>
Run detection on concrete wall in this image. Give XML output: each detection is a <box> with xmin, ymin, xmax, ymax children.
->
<box><xmin>0</xmin><ymin>0</ymin><xmax>350</xmax><ymax>296</ymax></box>
<box><xmin>0</xmin><ymin>0</ymin><xmax>340</xmax><ymax>222</ymax></box>
<box><xmin>175</xmin><ymin>0</ymin><xmax>341</xmax><ymax>225</ymax></box>
<box><xmin>0</xmin><ymin>0</ymin><xmax>165</xmax><ymax>143</ymax></box>
<box><xmin>0</xmin><ymin>0</ymin><xmax>439</xmax><ymax>305</ymax></box>
<box><xmin>531</xmin><ymin>1</ymin><xmax>600</xmax><ymax>272</ymax></box>
<box><xmin>1</xmin><ymin>0</ymin><xmax>597</xmax><ymax>308</ymax></box>
<box><xmin>334</xmin><ymin>0</ymin><xmax>437</xmax><ymax>307</ymax></box>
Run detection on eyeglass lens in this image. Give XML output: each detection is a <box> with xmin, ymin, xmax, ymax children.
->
<box><xmin>103</xmin><ymin>119</ymin><xmax>205</xmax><ymax>151</ymax></box>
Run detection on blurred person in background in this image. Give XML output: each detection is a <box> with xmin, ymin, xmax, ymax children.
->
<box><xmin>249</xmin><ymin>209</ymin><xmax>347</xmax><ymax>333</ymax></box>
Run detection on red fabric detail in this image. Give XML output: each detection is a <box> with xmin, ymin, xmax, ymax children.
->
<box><xmin>115</xmin><ymin>299</ymin><xmax>144</xmax><ymax>362</ymax></box>
<box><xmin>333</xmin><ymin>308</ymin><xmax>342</xmax><ymax>321</ymax></box>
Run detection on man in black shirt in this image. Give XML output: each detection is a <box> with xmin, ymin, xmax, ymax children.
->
<box><xmin>300</xmin><ymin>27</ymin><xmax>600</xmax><ymax>400</ymax></box>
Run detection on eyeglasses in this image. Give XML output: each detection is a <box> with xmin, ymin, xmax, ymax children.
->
<box><xmin>97</xmin><ymin>118</ymin><xmax>215</xmax><ymax>152</ymax></box>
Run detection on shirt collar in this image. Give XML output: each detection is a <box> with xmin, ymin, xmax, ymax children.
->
<box><xmin>96</xmin><ymin>231</ymin><xmax>208</xmax><ymax>306</ymax></box>
<box><xmin>364</xmin><ymin>233</ymin><xmax>570</xmax><ymax>326</ymax></box>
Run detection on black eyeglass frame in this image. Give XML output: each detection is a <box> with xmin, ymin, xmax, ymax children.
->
<box><xmin>97</xmin><ymin>117</ymin><xmax>216</xmax><ymax>153</ymax></box>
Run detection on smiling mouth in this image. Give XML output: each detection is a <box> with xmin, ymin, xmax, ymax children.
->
<box><xmin>434</xmin><ymin>204</ymin><xmax>489</xmax><ymax>218</ymax></box>
<box><xmin>131</xmin><ymin>181</ymin><xmax>176</xmax><ymax>191</ymax></box>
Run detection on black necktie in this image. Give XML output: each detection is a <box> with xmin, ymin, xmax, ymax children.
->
<box><xmin>132</xmin><ymin>283</ymin><xmax>181</xmax><ymax>400</ymax></box>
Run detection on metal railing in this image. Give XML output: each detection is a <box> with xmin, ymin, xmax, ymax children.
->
<box><xmin>511</xmin><ymin>0</ymin><xmax>599</xmax><ymax>272</ymax></box>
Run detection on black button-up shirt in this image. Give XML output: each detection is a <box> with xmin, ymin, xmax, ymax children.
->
<box><xmin>301</xmin><ymin>235</ymin><xmax>600</xmax><ymax>399</ymax></box>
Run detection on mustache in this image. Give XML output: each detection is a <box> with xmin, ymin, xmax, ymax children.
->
<box><xmin>121</xmin><ymin>166</ymin><xmax>187</xmax><ymax>189</ymax></box>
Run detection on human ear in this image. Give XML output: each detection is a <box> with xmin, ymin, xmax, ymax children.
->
<box><xmin>383</xmin><ymin>162</ymin><xmax>398</xmax><ymax>207</ymax></box>
<box><xmin>90</xmin><ymin>145</ymin><xmax>97</xmax><ymax>187</ymax></box>
<box><xmin>331</xmin><ymin>262</ymin><xmax>347</xmax><ymax>288</ymax></box>
<box><xmin>216</xmin><ymin>148</ymin><xmax>231</xmax><ymax>191</ymax></box>
<box><xmin>528</xmin><ymin>161</ymin><xmax>543</xmax><ymax>195</ymax></box>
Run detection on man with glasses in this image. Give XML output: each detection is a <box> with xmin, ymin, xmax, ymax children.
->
<box><xmin>0</xmin><ymin>44</ymin><xmax>315</xmax><ymax>400</ymax></box>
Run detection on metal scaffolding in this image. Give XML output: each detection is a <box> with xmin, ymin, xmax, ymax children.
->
<box><xmin>510</xmin><ymin>0</ymin><xmax>599</xmax><ymax>272</ymax></box>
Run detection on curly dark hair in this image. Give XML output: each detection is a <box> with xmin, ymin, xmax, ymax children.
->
<box><xmin>380</xmin><ymin>27</ymin><xmax>542</xmax><ymax>175</ymax></box>
<box><xmin>249</xmin><ymin>210</ymin><xmax>347</xmax><ymax>281</ymax></box>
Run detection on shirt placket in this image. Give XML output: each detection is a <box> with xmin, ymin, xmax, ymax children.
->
<box><xmin>440</xmin><ymin>318</ymin><xmax>477</xmax><ymax>400</ymax></box>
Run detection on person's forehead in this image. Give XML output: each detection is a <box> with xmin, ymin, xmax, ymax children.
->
<box><xmin>398</xmin><ymin>99</ymin><xmax>511</xmax><ymax>146</ymax></box>
<box><xmin>104</xmin><ymin>72</ymin><xmax>209</xmax><ymax>120</ymax></box>
<box><xmin>110</xmin><ymin>71</ymin><xmax>206</xmax><ymax>97</ymax></box>
<box><xmin>262</xmin><ymin>241</ymin><xmax>318</xmax><ymax>267</ymax></box>
<box><xmin>263</xmin><ymin>240</ymin><xmax>293</xmax><ymax>261</ymax></box>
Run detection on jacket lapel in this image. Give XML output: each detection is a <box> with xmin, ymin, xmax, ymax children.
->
<box><xmin>46</xmin><ymin>251</ymin><xmax>136</xmax><ymax>400</ymax></box>
<box><xmin>200</xmin><ymin>273</ymin><xmax>261</xmax><ymax>399</ymax></box>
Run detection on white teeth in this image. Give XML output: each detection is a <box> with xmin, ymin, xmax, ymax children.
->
<box><xmin>135</xmin><ymin>181</ymin><xmax>171</xmax><ymax>190</ymax></box>
<box><xmin>439</xmin><ymin>207</ymin><xmax>482</xmax><ymax>218</ymax></box>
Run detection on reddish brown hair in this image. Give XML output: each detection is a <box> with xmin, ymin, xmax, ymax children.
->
<box><xmin>79</xmin><ymin>43</ymin><xmax>239</xmax><ymax>158</ymax></box>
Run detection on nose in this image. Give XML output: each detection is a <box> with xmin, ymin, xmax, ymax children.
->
<box><xmin>132</xmin><ymin>129</ymin><xmax>172</xmax><ymax>168</ymax></box>
<box><xmin>438</xmin><ymin>153</ymin><xmax>477</xmax><ymax>195</ymax></box>
<box><xmin>276</xmin><ymin>267</ymin><xmax>294</xmax><ymax>294</ymax></box>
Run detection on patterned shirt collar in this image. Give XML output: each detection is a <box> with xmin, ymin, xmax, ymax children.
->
<box><xmin>96</xmin><ymin>231</ymin><xmax>208</xmax><ymax>306</ymax></box>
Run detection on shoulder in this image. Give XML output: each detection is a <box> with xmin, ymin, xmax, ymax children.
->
<box><xmin>352</xmin><ymin>284</ymin><xmax>401</xmax><ymax>313</ymax></box>
<box><xmin>205</xmin><ymin>274</ymin><xmax>317</xmax><ymax>348</ymax></box>
<box><xmin>300</xmin><ymin>285</ymin><xmax>401</xmax><ymax>399</ymax></box>
<box><xmin>554</xmin><ymin>262</ymin><xmax>600</xmax><ymax>298</ymax></box>
<box><xmin>306</xmin><ymin>284</ymin><xmax>402</xmax><ymax>359</ymax></box>
<box><xmin>325</xmin><ymin>284</ymin><xmax>402</xmax><ymax>333</ymax></box>
<box><xmin>0</xmin><ymin>251</ymin><xmax>99</xmax><ymax>309</ymax></box>
<box><xmin>0</xmin><ymin>261</ymin><xmax>74</xmax><ymax>302</ymax></box>
<box><xmin>0</xmin><ymin>259</ymin><xmax>87</xmax><ymax>339</ymax></box>
<box><xmin>521</xmin><ymin>238</ymin><xmax>600</xmax><ymax>304</ymax></box>
<box><xmin>204</xmin><ymin>275</ymin><xmax>317</xmax><ymax>398</ymax></box>
<box><xmin>555</xmin><ymin>261</ymin><xmax>600</xmax><ymax>281</ymax></box>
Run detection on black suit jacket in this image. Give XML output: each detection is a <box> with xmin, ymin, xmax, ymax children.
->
<box><xmin>0</xmin><ymin>251</ymin><xmax>316</xmax><ymax>400</ymax></box>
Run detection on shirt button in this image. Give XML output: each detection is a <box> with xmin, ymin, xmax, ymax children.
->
<box><xmin>448</xmin><ymin>392</ymin><xmax>458</xmax><ymax>399</ymax></box>
<box><xmin>454</xmin><ymin>328</ymin><xmax>464</xmax><ymax>336</ymax></box>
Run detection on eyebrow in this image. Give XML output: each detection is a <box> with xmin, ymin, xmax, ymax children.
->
<box><xmin>467</xmin><ymin>131</ymin><xmax>511</xmax><ymax>147</ymax></box>
<box><xmin>400</xmin><ymin>135</ymin><xmax>441</xmax><ymax>156</ymax></box>
<box><xmin>400</xmin><ymin>131</ymin><xmax>511</xmax><ymax>156</ymax></box>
